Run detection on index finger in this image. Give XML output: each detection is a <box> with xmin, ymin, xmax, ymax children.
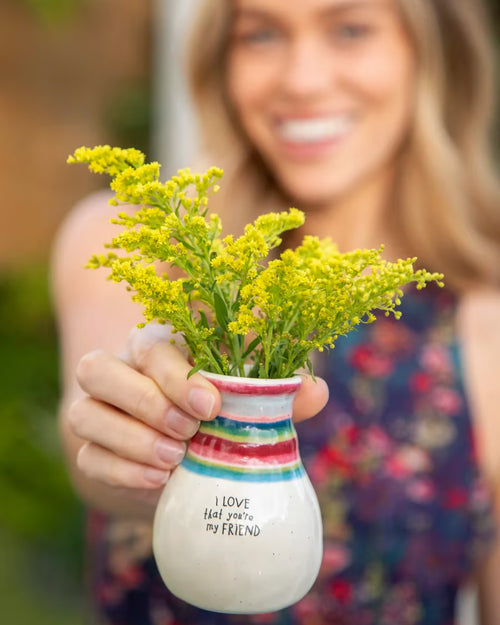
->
<box><xmin>129</xmin><ymin>334</ymin><xmax>221</xmax><ymax>421</ymax></box>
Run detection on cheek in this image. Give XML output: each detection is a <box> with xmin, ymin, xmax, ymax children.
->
<box><xmin>227</xmin><ymin>57</ymin><xmax>256</xmax><ymax>111</ymax></box>
<box><xmin>354</xmin><ymin>55</ymin><xmax>416</xmax><ymax>148</ymax></box>
<box><xmin>227</xmin><ymin>55</ymin><xmax>278</xmax><ymax>120</ymax></box>
<box><xmin>349</xmin><ymin>28</ymin><xmax>415</xmax><ymax>107</ymax></box>
<box><xmin>356</xmin><ymin>51</ymin><xmax>413</xmax><ymax>101</ymax></box>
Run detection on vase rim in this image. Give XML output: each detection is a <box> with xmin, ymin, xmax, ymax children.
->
<box><xmin>200</xmin><ymin>369</ymin><xmax>302</xmax><ymax>394</ymax></box>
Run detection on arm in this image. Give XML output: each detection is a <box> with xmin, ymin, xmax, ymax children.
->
<box><xmin>459</xmin><ymin>288</ymin><xmax>500</xmax><ymax>625</ymax></box>
<box><xmin>51</xmin><ymin>191</ymin><xmax>221</xmax><ymax>519</ymax></box>
<box><xmin>51</xmin><ymin>192</ymin><xmax>329</xmax><ymax>521</ymax></box>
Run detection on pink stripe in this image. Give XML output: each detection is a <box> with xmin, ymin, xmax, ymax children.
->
<box><xmin>217</xmin><ymin>410</ymin><xmax>290</xmax><ymax>422</ymax></box>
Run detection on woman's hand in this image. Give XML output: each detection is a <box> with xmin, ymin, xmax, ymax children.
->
<box><xmin>69</xmin><ymin>325</ymin><xmax>221</xmax><ymax>492</ymax></box>
<box><xmin>66</xmin><ymin>324</ymin><xmax>329</xmax><ymax>515</ymax></box>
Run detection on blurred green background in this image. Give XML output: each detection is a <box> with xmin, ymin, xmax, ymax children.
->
<box><xmin>1</xmin><ymin>0</ymin><xmax>152</xmax><ymax>622</ymax></box>
<box><xmin>0</xmin><ymin>0</ymin><xmax>498</xmax><ymax>624</ymax></box>
<box><xmin>0</xmin><ymin>265</ymin><xmax>88</xmax><ymax>623</ymax></box>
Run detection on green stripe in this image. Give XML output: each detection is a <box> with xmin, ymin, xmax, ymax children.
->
<box><xmin>201</xmin><ymin>418</ymin><xmax>295</xmax><ymax>443</ymax></box>
<box><xmin>181</xmin><ymin>455</ymin><xmax>305</xmax><ymax>482</ymax></box>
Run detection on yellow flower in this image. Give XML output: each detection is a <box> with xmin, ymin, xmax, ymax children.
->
<box><xmin>71</xmin><ymin>144</ymin><xmax>444</xmax><ymax>378</ymax></box>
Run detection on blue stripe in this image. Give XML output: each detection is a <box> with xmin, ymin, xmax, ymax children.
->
<box><xmin>181</xmin><ymin>456</ymin><xmax>305</xmax><ymax>482</ymax></box>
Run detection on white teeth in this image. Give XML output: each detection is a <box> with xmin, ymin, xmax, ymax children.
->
<box><xmin>278</xmin><ymin>117</ymin><xmax>351</xmax><ymax>143</ymax></box>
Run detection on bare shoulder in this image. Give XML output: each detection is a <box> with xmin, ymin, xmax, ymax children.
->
<box><xmin>50</xmin><ymin>189</ymin><xmax>133</xmax><ymax>321</ymax></box>
<box><xmin>51</xmin><ymin>189</ymin><xmax>117</xmax><ymax>274</ymax></box>
<box><xmin>458</xmin><ymin>287</ymin><xmax>500</xmax><ymax>484</ymax></box>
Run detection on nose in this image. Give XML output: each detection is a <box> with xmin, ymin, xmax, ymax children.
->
<box><xmin>279</xmin><ymin>37</ymin><xmax>333</xmax><ymax>98</ymax></box>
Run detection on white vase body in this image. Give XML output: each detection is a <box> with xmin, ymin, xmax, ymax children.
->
<box><xmin>153</xmin><ymin>371</ymin><xmax>323</xmax><ymax>614</ymax></box>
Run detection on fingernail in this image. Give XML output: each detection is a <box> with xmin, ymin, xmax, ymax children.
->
<box><xmin>165</xmin><ymin>407</ymin><xmax>200</xmax><ymax>438</ymax></box>
<box><xmin>155</xmin><ymin>438</ymin><xmax>186</xmax><ymax>466</ymax></box>
<box><xmin>144</xmin><ymin>467</ymin><xmax>170</xmax><ymax>485</ymax></box>
<box><xmin>188</xmin><ymin>387</ymin><xmax>216</xmax><ymax>419</ymax></box>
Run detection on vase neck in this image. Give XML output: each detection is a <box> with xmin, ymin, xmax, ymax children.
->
<box><xmin>181</xmin><ymin>386</ymin><xmax>304</xmax><ymax>482</ymax></box>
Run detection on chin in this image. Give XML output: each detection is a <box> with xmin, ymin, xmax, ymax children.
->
<box><xmin>277</xmin><ymin>179</ymin><xmax>344</xmax><ymax>209</ymax></box>
<box><xmin>269</xmin><ymin>160</ymin><xmax>349</xmax><ymax>205</ymax></box>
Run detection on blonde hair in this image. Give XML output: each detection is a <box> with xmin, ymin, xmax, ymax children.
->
<box><xmin>186</xmin><ymin>0</ymin><xmax>500</xmax><ymax>289</ymax></box>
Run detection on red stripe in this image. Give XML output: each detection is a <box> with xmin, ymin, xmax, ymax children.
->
<box><xmin>188</xmin><ymin>444</ymin><xmax>299</xmax><ymax>467</ymax></box>
<box><xmin>190</xmin><ymin>431</ymin><xmax>298</xmax><ymax>458</ymax></box>
<box><xmin>209</xmin><ymin>379</ymin><xmax>301</xmax><ymax>395</ymax></box>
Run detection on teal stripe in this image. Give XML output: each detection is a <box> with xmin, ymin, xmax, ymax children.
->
<box><xmin>207</xmin><ymin>416</ymin><xmax>294</xmax><ymax>431</ymax></box>
<box><xmin>181</xmin><ymin>456</ymin><xmax>305</xmax><ymax>482</ymax></box>
<box><xmin>202</xmin><ymin>417</ymin><xmax>295</xmax><ymax>440</ymax></box>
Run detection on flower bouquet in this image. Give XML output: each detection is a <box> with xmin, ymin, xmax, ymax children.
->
<box><xmin>69</xmin><ymin>145</ymin><xmax>443</xmax><ymax>379</ymax></box>
<box><xmin>69</xmin><ymin>145</ymin><xmax>443</xmax><ymax>613</ymax></box>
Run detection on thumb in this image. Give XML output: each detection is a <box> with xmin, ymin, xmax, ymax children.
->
<box><xmin>293</xmin><ymin>375</ymin><xmax>329</xmax><ymax>423</ymax></box>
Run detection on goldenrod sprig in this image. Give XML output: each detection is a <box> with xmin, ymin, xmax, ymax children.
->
<box><xmin>69</xmin><ymin>145</ymin><xmax>444</xmax><ymax>378</ymax></box>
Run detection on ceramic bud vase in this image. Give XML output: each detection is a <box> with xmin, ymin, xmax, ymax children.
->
<box><xmin>152</xmin><ymin>371</ymin><xmax>323</xmax><ymax>614</ymax></box>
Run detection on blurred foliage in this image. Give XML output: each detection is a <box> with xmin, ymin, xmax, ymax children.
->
<box><xmin>0</xmin><ymin>265</ymin><xmax>82</xmax><ymax>544</ymax></box>
<box><xmin>0</xmin><ymin>527</ymin><xmax>88</xmax><ymax>624</ymax></box>
<box><xmin>106</xmin><ymin>81</ymin><xmax>153</xmax><ymax>158</ymax></box>
<box><xmin>20</xmin><ymin>0</ymin><xmax>82</xmax><ymax>24</ymax></box>
<box><xmin>0</xmin><ymin>264</ymin><xmax>87</xmax><ymax>620</ymax></box>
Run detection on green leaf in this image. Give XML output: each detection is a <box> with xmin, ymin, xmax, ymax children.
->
<box><xmin>198</xmin><ymin>309</ymin><xmax>209</xmax><ymax>329</ymax></box>
<box><xmin>187</xmin><ymin>362</ymin><xmax>204</xmax><ymax>379</ymax></box>
<box><xmin>242</xmin><ymin>336</ymin><xmax>262</xmax><ymax>360</ymax></box>
<box><xmin>213</xmin><ymin>292</ymin><xmax>229</xmax><ymax>330</ymax></box>
<box><xmin>305</xmin><ymin>358</ymin><xmax>316</xmax><ymax>382</ymax></box>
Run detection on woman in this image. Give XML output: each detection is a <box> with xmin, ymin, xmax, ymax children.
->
<box><xmin>52</xmin><ymin>0</ymin><xmax>500</xmax><ymax>623</ymax></box>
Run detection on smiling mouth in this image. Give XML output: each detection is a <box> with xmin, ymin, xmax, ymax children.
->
<box><xmin>276</xmin><ymin>116</ymin><xmax>352</xmax><ymax>144</ymax></box>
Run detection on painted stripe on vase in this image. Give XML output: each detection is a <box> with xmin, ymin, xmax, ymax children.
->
<box><xmin>202</xmin><ymin>375</ymin><xmax>301</xmax><ymax>397</ymax></box>
<box><xmin>181</xmin><ymin>416</ymin><xmax>304</xmax><ymax>482</ymax></box>
<box><xmin>217</xmin><ymin>408</ymin><xmax>293</xmax><ymax>422</ymax></box>
<box><xmin>215</xmin><ymin>393</ymin><xmax>297</xmax><ymax>420</ymax></box>
<box><xmin>181</xmin><ymin>455</ymin><xmax>304</xmax><ymax>482</ymax></box>
<box><xmin>200</xmin><ymin>417</ymin><xmax>295</xmax><ymax>441</ymax></box>
<box><xmin>189</xmin><ymin>433</ymin><xmax>299</xmax><ymax>462</ymax></box>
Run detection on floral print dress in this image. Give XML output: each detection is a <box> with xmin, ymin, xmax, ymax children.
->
<box><xmin>88</xmin><ymin>286</ymin><xmax>495</xmax><ymax>625</ymax></box>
